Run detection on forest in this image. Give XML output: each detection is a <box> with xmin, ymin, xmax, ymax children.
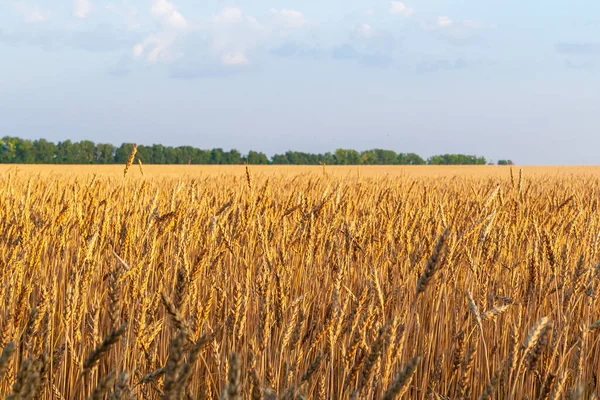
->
<box><xmin>0</xmin><ymin>137</ymin><xmax>513</xmax><ymax>165</ymax></box>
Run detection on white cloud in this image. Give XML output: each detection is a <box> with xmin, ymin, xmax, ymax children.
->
<box><xmin>151</xmin><ymin>0</ymin><xmax>187</xmax><ymax>30</ymax></box>
<box><xmin>214</xmin><ymin>7</ymin><xmax>243</xmax><ymax>24</ymax></box>
<box><xmin>347</xmin><ymin>24</ymin><xmax>397</xmax><ymax>63</ymax></box>
<box><xmin>246</xmin><ymin>16</ymin><xmax>261</xmax><ymax>26</ymax></box>
<box><xmin>437</xmin><ymin>16</ymin><xmax>453</xmax><ymax>28</ymax></box>
<box><xmin>389</xmin><ymin>2</ymin><xmax>414</xmax><ymax>17</ymax></box>
<box><xmin>133</xmin><ymin>5</ymin><xmax>312</xmax><ymax>69</ymax></box>
<box><xmin>421</xmin><ymin>16</ymin><xmax>454</xmax><ymax>30</ymax></box>
<box><xmin>15</xmin><ymin>2</ymin><xmax>49</xmax><ymax>23</ymax></box>
<box><xmin>106</xmin><ymin>3</ymin><xmax>141</xmax><ymax>30</ymax></box>
<box><xmin>74</xmin><ymin>0</ymin><xmax>92</xmax><ymax>18</ymax></box>
<box><xmin>210</xmin><ymin>7</ymin><xmax>270</xmax><ymax>65</ymax></box>
<box><xmin>221</xmin><ymin>52</ymin><xmax>249</xmax><ymax>65</ymax></box>
<box><xmin>133</xmin><ymin>33</ymin><xmax>179</xmax><ymax>63</ymax></box>
<box><xmin>462</xmin><ymin>20</ymin><xmax>483</xmax><ymax>29</ymax></box>
<box><xmin>133</xmin><ymin>0</ymin><xmax>188</xmax><ymax>63</ymax></box>
<box><xmin>133</xmin><ymin>43</ymin><xmax>144</xmax><ymax>57</ymax></box>
<box><xmin>365</xmin><ymin>8</ymin><xmax>375</xmax><ymax>16</ymax></box>
<box><xmin>390</xmin><ymin>2</ymin><xmax>405</xmax><ymax>13</ymax></box>
<box><xmin>356</xmin><ymin>24</ymin><xmax>374</xmax><ymax>39</ymax></box>
<box><xmin>209</xmin><ymin>7</ymin><xmax>311</xmax><ymax>66</ymax></box>
<box><xmin>420</xmin><ymin>16</ymin><xmax>485</xmax><ymax>45</ymax></box>
<box><xmin>270</xmin><ymin>8</ymin><xmax>310</xmax><ymax>28</ymax></box>
<box><xmin>210</xmin><ymin>7</ymin><xmax>310</xmax><ymax>66</ymax></box>
<box><xmin>420</xmin><ymin>16</ymin><xmax>484</xmax><ymax>31</ymax></box>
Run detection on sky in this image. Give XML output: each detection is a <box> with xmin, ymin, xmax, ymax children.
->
<box><xmin>1</xmin><ymin>1</ymin><xmax>599</xmax><ymax>164</ymax></box>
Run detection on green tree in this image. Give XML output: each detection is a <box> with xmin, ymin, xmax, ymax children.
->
<box><xmin>334</xmin><ymin>149</ymin><xmax>360</xmax><ymax>165</ymax></box>
<box><xmin>163</xmin><ymin>146</ymin><xmax>178</xmax><ymax>164</ymax></box>
<box><xmin>176</xmin><ymin>146</ymin><xmax>197</xmax><ymax>164</ymax></box>
<box><xmin>1</xmin><ymin>137</ymin><xmax>19</xmax><ymax>163</ymax></box>
<box><xmin>398</xmin><ymin>153</ymin><xmax>425</xmax><ymax>165</ymax></box>
<box><xmin>246</xmin><ymin>151</ymin><xmax>269</xmax><ymax>164</ymax></box>
<box><xmin>372</xmin><ymin>149</ymin><xmax>398</xmax><ymax>164</ymax></box>
<box><xmin>151</xmin><ymin>144</ymin><xmax>166</xmax><ymax>164</ymax></box>
<box><xmin>427</xmin><ymin>154</ymin><xmax>487</xmax><ymax>165</ymax></box>
<box><xmin>72</xmin><ymin>140</ymin><xmax>96</xmax><ymax>163</ymax></box>
<box><xmin>56</xmin><ymin>140</ymin><xmax>75</xmax><ymax>163</ymax></box>
<box><xmin>360</xmin><ymin>150</ymin><xmax>377</xmax><ymax>164</ymax></box>
<box><xmin>285</xmin><ymin>151</ymin><xmax>308</xmax><ymax>164</ymax></box>
<box><xmin>135</xmin><ymin>145</ymin><xmax>152</xmax><ymax>164</ymax></box>
<box><xmin>0</xmin><ymin>136</ymin><xmax>498</xmax><ymax>166</ymax></box>
<box><xmin>210</xmin><ymin>148</ymin><xmax>225</xmax><ymax>164</ymax></box>
<box><xmin>33</xmin><ymin>139</ymin><xmax>57</xmax><ymax>163</ymax></box>
<box><xmin>15</xmin><ymin>139</ymin><xmax>35</xmax><ymax>163</ymax></box>
<box><xmin>225</xmin><ymin>149</ymin><xmax>242</xmax><ymax>164</ymax></box>
<box><xmin>497</xmin><ymin>159</ymin><xmax>514</xmax><ymax>165</ymax></box>
<box><xmin>115</xmin><ymin>143</ymin><xmax>137</xmax><ymax>163</ymax></box>
<box><xmin>194</xmin><ymin>150</ymin><xmax>211</xmax><ymax>164</ymax></box>
<box><xmin>271</xmin><ymin>154</ymin><xmax>289</xmax><ymax>164</ymax></box>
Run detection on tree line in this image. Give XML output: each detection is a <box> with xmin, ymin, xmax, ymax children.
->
<box><xmin>0</xmin><ymin>137</ymin><xmax>513</xmax><ymax>165</ymax></box>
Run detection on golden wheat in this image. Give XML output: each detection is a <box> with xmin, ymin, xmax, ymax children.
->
<box><xmin>0</xmin><ymin>166</ymin><xmax>598</xmax><ymax>398</ymax></box>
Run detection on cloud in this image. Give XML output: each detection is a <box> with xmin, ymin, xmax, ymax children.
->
<box><xmin>169</xmin><ymin>61</ymin><xmax>248</xmax><ymax>79</ymax></box>
<box><xmin>134</xmin><ymin>0</ymin><xmax>188</xmax><ymax>63</ymax></box>
<box><xmin>108</xmin><ymin>55</ymin><xmax>134</xmax><ymax>76</ymax></box>
<box><xmin>359</xmin><ymin>52</ymin><xmax>394</xmax><ymax>67</ymax></box>
<box><xmin>168</xmin><ymin>33</ymin><xmax>255</xmax><ymax>78</ymax></box>
<box><xmin>151</xmin><ymin>0</ymin><xmax>187</xmax><ymax>30</ymax></box>
<box><xmin>74</xmin><ymin>0</ymin><xmax>92</xmax><ymax>19</ymax></box>
<box><xmin>332</xmin><ymin>43</ymin><xmax>393</xmax><ymax>67</ymax></box>
<box><xmin>106</xmin><ymin>3</ymin><xmax>141</xmax><ymax>31</ymax></box>
<box><xmin>130</xmin><ymin>4</ymin><xmax>313</xmax><ymax>72</ymax></box>
<box><xmin>350</xmin><ymin>25</ymin><xmax>397</xmax><ymax>51</ymax></box>
<box><xmin>270</xmin><ymin>41</ymin><xmax>325</xmax><ymax>58</ymax></box>
<box><xmin>461</xmin><ymin>20</ymin><xmax>484</xmax><ymax>29</ymax></box>
<box><xmin>0</xmin><ymin>25</ymin><xmax>139</xmax><ymax>53</ymax></box>
<box><xmin>421</xmin><ymin>16</ymin><xmax>485</xmax><ymax>46</ymax></box>
<box><xmin>269</xmin><ymin>9</ymin><xmax>310</xmax><ymax>28</ymax></box>
<box><xmin>271</xmin><ymin>41</ymin><xmax>303</xmax><ymax>57</ymax></box>
<box><xmin>417</xmin><ymin>58</ymin><xmax>468</xmax><ymax>74</ymax></box>
<box><xmin>214</xmin><ymin>7</ymin><xmax>243</xmax><ymax>24</ymax></box>
<box><xmin>421</xmin><ymin>16</ymin><xmax>484</xmax><ymax>31</ymax></box>
<box><xmin>265</xmin><ymin>20</ymin><xmax>395</xmax><ymax>68</ymax></box>
<box><xmin>133</xmin><ymin>33</ymin><xmax>180</xmax><ymax>63</ymax></box>
<box><xmin>356</xmin><ymin>24</ymin><xmax>374</xmax><ymax>39</ymax></box>
<box><xmin>221</xmin><ymin>52</ymin><xmax>249</xmax><ymax>65</ymax></box>
<box><xmin>72</xmin><ymin>25</ymin><xmax>140</xmax><ymax>52</ymax></box>
<box><xmin>15</xmin><ymin>2</ymin><xmax>49</xmax><ymax>23</ymax></box>
<box><xmin>332</xmin><ymin>44</ymin><xmax>360</xmax><ymax>60</ymax></box>
<box><xmin>555</xmin><ymin>43</ymin><xmax>600</xmax><ymax>56</ymax></box>
<box><xmin>389</xmin><ymin>2</ymin><xmax>414</xmax><ymax>17</ymax></box>
<box><xmin>415</xmin><ymin>58</ymin><xmax>495</xmax><ymax>74</ymax></box>
<box><xmin>437</xmin><ymin>16</ymin><xmax>453</xmax><ymax>28</ymax></box>
<box><xmin>210</xmin><ymin>7</ymin><xmax>268</xmax><ymax>65</ymax></box>
<box><xmin>565</xmin><ymin>59</ymin><xmax>596</xmax><ymax>69</ymax></box>
<box><xmin>421</xmin><ymin>16</ymin><xmax>454</xmax><ymax>30</ymax></box>
<box><xmin>132</xmin><ymin>5</ymin><xmax>263</xmax><ymax>66</ymax></box>
<box><xmin>324</xmin><ymin>23</ymin><xmax>398</xmax><ymax>67</ymax></box>
<box><xmin>132</xmin><ymin>5</ymin><xmax>269</xmax><ymax>66</ymax></box>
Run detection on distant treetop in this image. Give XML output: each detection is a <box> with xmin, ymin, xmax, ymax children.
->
<box><xmin>0</xmin><ymin>137</ymin><xmax>507</xmax><ymax>166</ymax></box>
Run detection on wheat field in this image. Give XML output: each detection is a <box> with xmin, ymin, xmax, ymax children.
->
<box><xmin>5</xmin><ymin>164</ymin><xmax>600</xmax><ymax>179</ymax></box>
<box><xmin>1</xmin><ymin>164</ymin><xmax>600</xmax><ymax>399</ymax></box>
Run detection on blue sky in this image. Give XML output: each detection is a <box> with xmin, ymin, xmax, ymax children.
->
<box><xmin>1</xmin><ymin>0</ymin><xmax>599</xmax><ymax>164</ymax></box>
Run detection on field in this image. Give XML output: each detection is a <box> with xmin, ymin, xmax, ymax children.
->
<box><xmin>1</xmin><ymin>164</ymin><xmax>600</xmax><ymax>399</ymax></box>
<box><xmin>5</xmin><ymin>164</ymin><xmax>600</xmax><ymax>178</ymax></box>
